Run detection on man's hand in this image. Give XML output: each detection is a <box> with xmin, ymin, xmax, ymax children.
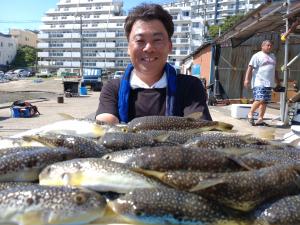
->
<box><xmin>244</xmin><ymin>65</ymin><xmax>253</xmax><ymax>89</ymax></box>
<box><xmin>244</xmin><ymin>80</ymin><xmax>250</xmax><ymax>89</ymax></box>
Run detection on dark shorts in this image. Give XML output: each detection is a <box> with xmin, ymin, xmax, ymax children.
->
<box><xmin>253</xmin><ymin>87</ymin><xmax>272</xmax><ymax>103</ymax></box>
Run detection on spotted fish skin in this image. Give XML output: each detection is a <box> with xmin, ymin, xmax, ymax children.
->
<box><xmin>0</xmin><ymin>182</ymin><xmax>34</xmax><ymax>191</ymax></box>
<box><xmin>232</xmin><ymin>149</ymin><xmax>300</xmax><ymax>169</ymax></box>
<box><xmin>183</xmin><ymin>132</ymin><xmax>270</xmax><ymax>149</ymax></box>
<box><xmin>253</xmin><ymin>194</ymin><xmax>300</xmax><ymax>225</ymax></box>
<box><xmin>39</xmin><ymin>158</ymin><xmax>165</xmax><ymax>193</ymax></box>
<box><xmin>102</xmin><ymin>146</ymin><xmax>244</xmax><ymax>172</ymax></box>
<box><xmin>0</xmin><ymin>147</ymin><xmax>76</xmax><ymax>182</ymax></box>
<box><xmin>99</xmin><ymin>132</ymin><xmax>156</xmax><ymax>150</ymax></box>
<box><xmin>140</xmin><ymin>130</ymin><xmax>203</xmax><ymax>145</ymax></box>
<box><xmin>127</xmin><ymin>116</ymin><xmax>232</xmax><ymax>132</ymax></box>
<box><xmin>0</xmin><ymin>185</ymin><xmax>107</xmax><ymax>225</ymax></box>
<box><xmin>24</xmin><ymin>133</ymin><xmax>110</xmax><ymax>157</ymax></box>
<box><xmin>108</xmin><ymin>187</ymin><xmax>250</xmax><ymax>225</ymax></box>
<box><xmin>142</xmin><ymin>164</ymin><xmax>300</xmax><ymax>212</ymax></box>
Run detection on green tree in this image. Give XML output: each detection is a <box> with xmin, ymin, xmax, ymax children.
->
<box><xmin>12</xmin><ymin>46</ymin><xmax>37</xmax><ymax>68</ymax></box>
<box><xmin>208</xmin><ymin>14</ymin><xmax>244</xmax><ymax>39</ymax></box>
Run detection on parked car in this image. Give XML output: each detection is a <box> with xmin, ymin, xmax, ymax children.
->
<box><xmin>4</xmin><ymin>71</ymin><xmax>18</xmax><ymax>80</ymax></box>
<box><xmin>14</xmin><ymin>69</ymin><xmax>32</xmax><ymax>77</ymax></box>
<box><xmin>113</xmin><ymin>71</ymin><xmax>124</xmax><ymax>79</ymax></box>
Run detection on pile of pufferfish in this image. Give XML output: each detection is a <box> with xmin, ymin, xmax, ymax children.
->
<box><xmin>0</xmin><ymin>113</ymin><xmax>300</xmax><ymax>225</ymax></box>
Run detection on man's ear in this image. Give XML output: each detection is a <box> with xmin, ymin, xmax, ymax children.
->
<box><xmin>168</xmin><ymin>40</ymin><xmax>173</xmax><ymax>53</ymax></box>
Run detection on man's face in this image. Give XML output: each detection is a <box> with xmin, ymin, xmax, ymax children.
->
<box><xmin>261</xmin><ymin>42</ymin><xmax>273</xmax><ymax>54</ymax></box>
<box><xmin>127</xmin><ymin>19</ymin><xmax>172</xmax><ymax>76</ymax></box>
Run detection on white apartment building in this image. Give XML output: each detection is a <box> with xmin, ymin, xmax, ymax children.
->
<box><xmin>38</xmin><ymin>0</ymin><xmax>128</xmax><ymax>74</ymax></box>
<box><xmin>38</xmin><ymin>0</ymin><xmax>262</xmax><ymax>73</ymax></box>
<box><xmin>0</xmin><ymin>33</ymin><xmax>17</xmax><ymax>67</ymax></box>
<box><xmin>163</xmin><ymin>0</ymin><xmax>262</xmax><ymax>25</ymax></box>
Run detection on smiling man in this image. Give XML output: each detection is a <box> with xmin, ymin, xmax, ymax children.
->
<box><xmin>96</xmin><ymin>4</ymin><xmax>211</xmax><ymax>124</ymax></box>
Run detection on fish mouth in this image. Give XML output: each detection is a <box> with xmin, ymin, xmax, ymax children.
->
<box><xmin>93</xmin><ymin>125</ymin><xmax>106</xmax><ymax>137</ymax></box>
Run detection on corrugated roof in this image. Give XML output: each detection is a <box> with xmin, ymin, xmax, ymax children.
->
<box><xmin>215</xmin><ymin>1</ymin><xmax>300</xmax><ymax>47</ymax></box>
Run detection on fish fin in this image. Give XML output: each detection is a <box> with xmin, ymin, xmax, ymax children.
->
<box><xmin>228</xmin><ymin>156</ymin><xmax>254</xmax><ymax>171</ymax></box>
<box><xmin>58</xmin><ymin>113</ymin><xmax>75</xmax><ymax>120</ymax></box>
<box><xmin>22</xmin><ymin>135</ymin><xmax>56</xmax><ymax>148</ymax></box>
<box><xmin>186</xmin><ymin>112</ymin><xmax>203</xmax><ymax>120</ymax></box>
<box><xmin>131</xmin><ymin>167</ymin><xmax>165</xmax><ymax>180</ymax></box>
<box><xmin>153</xmin><ymin>134</ymin><xmax>170</xmax><ymax>143</ymax></box>
<box><xmin>189</xmin><ymin>178</ymin><xmax>224</xmax><ymax>192</ymax></box>
<box><xmin>216</xmin><ymin>147</ymin><xmax>255</xmax><ymax>156</ymax></box>
<box><xmin>214</xmin><ymin>122</ymin><xmax>234</xmax><ymax>131</ymax></box>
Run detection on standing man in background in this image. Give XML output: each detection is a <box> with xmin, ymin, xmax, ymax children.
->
<box><xmin>244</xmin><ymin>40</ymin><xmax>280</xmax><ymax>126</ymax></box>
<box><xmin>96</xmin><ymin>3</ymin><xmax>211</xmax><ymax>124</ymax></box>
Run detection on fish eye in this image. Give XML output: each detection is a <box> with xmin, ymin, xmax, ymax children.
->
<box><xmin>74</xmin><ymin>193</ymin><xmax>87</xmax><ymax>205</ymax></box>
<box><xmin>26</xmin><ymin>197</ymin><xmax>34</xmax><ymax>206</ymax></box>
<box><xmin>103</xmin><ymin>155</ymin><xmax>111</xmax><ymax>160</ymax></box>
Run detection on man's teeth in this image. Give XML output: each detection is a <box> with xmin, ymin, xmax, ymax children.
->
<box><xmin>143</xmin><ymin>57</ymin><xmax>156</xmax><ymax>62</ymax></box>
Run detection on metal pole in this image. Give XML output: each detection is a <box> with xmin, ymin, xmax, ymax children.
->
<box><xmin>280</xmin><ymin>0</ymin><xmax>290</xmax><ymax>124</ymax></box>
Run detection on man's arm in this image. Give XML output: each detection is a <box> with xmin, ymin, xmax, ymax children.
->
<box><xmin>244</xmin><ymin>65</ymin><xmax>253</xmax><ymax>88</ymax></box>
<box><xmin>95</xmin><ymin>79</ymin><xmax>120</xmax><ymax>124</ymax></box>
<box><xmin>182</xmin><ymin>76</ymin><xmax>212</xmax><ymax>121</ymax></box>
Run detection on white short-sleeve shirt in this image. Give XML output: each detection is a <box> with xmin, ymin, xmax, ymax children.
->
<box><xmin>249</xmin><ymin>51</ymin><xmax>276</xmax><ymax>88</ymax></box>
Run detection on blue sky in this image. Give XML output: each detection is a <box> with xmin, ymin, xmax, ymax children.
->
<box><xmin>0</xmin><ymin>0</ymin><xmax>171</xmax><ymax>33</ymax></box>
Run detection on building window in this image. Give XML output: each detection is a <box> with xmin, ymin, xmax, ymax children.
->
<box><xmin>92</xmin><ymin>23</ymin><xmax>98</xmax><ymax>27</ymax></box>
<box><xmin>64</xmin><ymin>8</ymin><xmax>69</xmax><ymax>11</ymax></box>
<box><xmin>182</xmin><ymin>11</ymin><xmax>190</xmax><ymax>17</ymax></box>
<box><xmin>84</xmin><ymin>15</ymin><xmax>90</xmax><ymax>18</ymax></box>
<box><xmin>192</xmin><ymin>22</ymin><xmax>200</xmax><ymax>28</ymax></box>
<box><xmin>66</xmin><ymin>0</ymin><xmax>71</xmax><ymax>3</ymax></box>
<box><xmin>86</xmin><ymin>7</ymin><xmax>92</xmax><ymax>10</ymax></box>
<box><xmin>116</xmin><ymin>23</ymin><xmax>123</xmax><ymax>27</ymax></box>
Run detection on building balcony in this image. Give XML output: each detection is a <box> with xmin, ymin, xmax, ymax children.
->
<box><xmin>96</xmin><ymin>42</ymin><xmax>115</xmax><ymax>48</ymax></box>
<box><xmin>56</xmin><ymin>0</ymin><xmax>122</xmax><ymax>6</ymax></box>
<box><xmin>38</xmin><ymin>52</ymin><xmax>49</xmax><ymax>57</ymax></box>
<box><xmin>37</xmin><ymin>43</ymin><xmax>49</xmax><ymax>48</ymax></box>
<box><xmin>96</xmin><ymin>61</ymin><xmax>115</xmax><ymax>68</ymax></box>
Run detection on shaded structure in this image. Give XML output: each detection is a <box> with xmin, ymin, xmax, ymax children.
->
<box><xmin>213</xmin><ymin>1</ymin><xmax>300</xmax><ymax>122</ymax></box>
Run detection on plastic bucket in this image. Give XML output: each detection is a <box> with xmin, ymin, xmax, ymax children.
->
<box><xmin>80</xmin><ymin>86</ymin><xmax>87</xmax><ymax>95</ymax></box>
<box><xmin>57</xmin><ymin>96</ymin><xmax>64</xmax><ymax>103</ymax></box>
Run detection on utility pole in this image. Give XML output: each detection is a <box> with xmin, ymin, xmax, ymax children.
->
<box><xmin>80</xmin><ymin>15</ymin><xmax>83</xmax><ymax>77</ymax></box>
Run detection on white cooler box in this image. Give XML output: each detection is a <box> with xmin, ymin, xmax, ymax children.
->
<box><xmin>231</xmin><ymin>104</ymin><xmax>258</xmax><ymax>119</ymax></box>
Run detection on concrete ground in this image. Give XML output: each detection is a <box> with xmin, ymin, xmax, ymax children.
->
<box><xmin>0</xmin><ymin>78</ymin><xmax>292</xmax><ymax>140</ymax></box>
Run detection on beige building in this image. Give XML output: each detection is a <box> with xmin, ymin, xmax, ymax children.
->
<box><xmin>9</xmin><ymin>29</ymin><xmax>38</xmax><ymax>48</ymax></box>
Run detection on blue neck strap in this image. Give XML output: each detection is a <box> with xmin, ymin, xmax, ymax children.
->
<box><xmin>118</xmin><ymin>63</ymin><xmax>177</xmax><ymax>123</ymax></box>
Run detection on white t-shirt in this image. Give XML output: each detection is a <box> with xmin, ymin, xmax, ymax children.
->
<box><xmin>249</xmin><ymin>51</ymin><xmax>276</xmax><ymax>88</ymax></box>
<box><xmin>130</xmin><ymin>70</ymin><xmax>167</xmax><ymax>89</ymax></box>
